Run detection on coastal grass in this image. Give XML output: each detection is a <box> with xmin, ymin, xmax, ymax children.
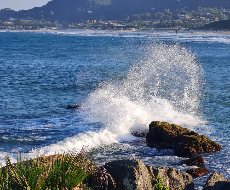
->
<box><xmin>153</xmin><ymin>175</ymin><xmax>170</xmax><ymax>190</ymax></box>
<box><xmin>0</xmin><ymin>151</ymin><xmax>94</xmax><ymax>190</ymax></box>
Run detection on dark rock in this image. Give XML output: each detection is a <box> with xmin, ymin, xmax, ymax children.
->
<box><xmin>66</xmin><ymin>105</ymin><xmax>82</xmax><ymax>109</ymax></box>
<box><xmin>203</xmin><ymin>172</ymin><xmax>230</xmax><ymax>190</ymax></box>
<box><xmin>146</xmin><ymin>121</ymin><xmax>222</xmax><ymax>157</ymax></box>
<box><xmin>83</xmin><ymin>166</ymin><xmax>116</xmax><ymax>190</ymax></box>
<box><xmin>103</xmin><ymin>159</ymin><xmax>153</xmax><ymax>190</ymax></box>
<box><xmin>174</xmin><ymin>132</ymin><xmax>222</xmax><ymax>157</ymax></box>
<box><xmin>131</xmin><ymin>129</ymin><xmax>148</xmax><ymax>137</ymax></box>
<box><xmin>186</xmin><ymin>167</ymin><xmax>210</xmax><ymax>178</ymax></box>
<box><xmin>181</xmin><ymin>156</ymin><xmax>205</xmax><ymax>166</ymax></box>
<box><xmin>103</xmin><ymin>158</ymin><xmax>194</xmax><ymax>190</ymax></box>
<box><xmin>146</xmin><ymin>121</ymin><xmax>190</xmax><ymax>150</ymax></box>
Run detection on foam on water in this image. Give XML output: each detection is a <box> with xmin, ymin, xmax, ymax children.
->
<box><xmin>151</xmin><ymin>32</ymin><xmax>230</xmax><ymax>44</ymax></box>
<box><xmin>38</xmin><ymin>29</ymin><xmax>230</xmax><ymax>44</ymax></box>
<box><xmin>19</xmin><ymin>42</ymin><xmax>204</xmax><ymax>159</ymax></box>
<box><xmin>1</xmin><ymin>42</ymin><xmax>205</xmax><ymax>164</ymax></box>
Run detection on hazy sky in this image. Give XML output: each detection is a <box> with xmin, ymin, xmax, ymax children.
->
<box><xmin>0</xmin><ymin>0</ymin><xmax>51</xmax><ymax>11</ymax></box>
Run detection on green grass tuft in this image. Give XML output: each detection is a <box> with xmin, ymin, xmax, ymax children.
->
<box><xmin>153</xmin><ymin>175</ymin><xmax>170</xmax><ymax>190</ymax></box>
<box><xmin>0</xmin><ymin>150</ymin><xmax>94</xmax><ymax>190</ymax></box>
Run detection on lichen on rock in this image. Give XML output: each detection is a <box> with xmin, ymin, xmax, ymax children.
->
<box><xmin>146</xmin><ymin>121</ymin><xmax>222</xmax><ymax>157</ymax></box>
<box><xmin>103</xmin><ymin>158</ymin><xmax>194</xmax><ymax>190</ymax></box>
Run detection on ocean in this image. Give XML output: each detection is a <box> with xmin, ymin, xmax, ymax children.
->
<box><xmin>0</xmin><ymin>29</ymin><xmax>230</xmax><ymax>189</ymax></box>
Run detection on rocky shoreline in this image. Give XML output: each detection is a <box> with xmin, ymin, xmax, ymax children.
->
<box><xmin>82</xmin><ymin>121</ymin><xmax>229</xmax><ymax>189</ymax></box>
<box><xmin>83</xmin><ymin>158</ymin><xmax>230</xmax><ymax>190</ymax></box>
<box><xmin>1</xmin><ymin>121</ymin><xmax>229</xmax><ymax>189</ymax></box>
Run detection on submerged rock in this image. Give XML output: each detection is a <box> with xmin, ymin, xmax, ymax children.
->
<box><xmin>203</xmin><ymin>172</ymin><xmax>230</xmax><ymax>190</ymax></box>
<box><xmin>146</xmin><ymin>121</ymin><xmax>222</xmax><ymax>157</ymax></box>
<box><xmin>103</xmin><ymin>159</ymin><xmax>194</xmax><ymax>190</ymax></box>
<box><xmin>181</xmin><ymin>155</ymin><xmax>205</xmax><ymax>166</ymax></box>
<box><xmin>66</xmin><ymin>105</ymin><xmax>82</xmax><ymax>109</ymax></box>
<box><xmin>131</xmin><ymin>129</ymin><xmax>148</xmax><ymax>137</ymax></box>
<box><xmin>186</xmin><ymin>167</ymin><xmax>210</xmax><ymax>178</ymax></box>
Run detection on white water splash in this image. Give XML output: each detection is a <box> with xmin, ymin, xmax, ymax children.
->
<box><xmin>14</xmin><ymin>42</ymin><xmax>205</xmax><ymax>160</ymax></box>
<box><xmin>78</xmin><ymin>42</ymin><xmax>204</xmax><ymax>148</ymax></box>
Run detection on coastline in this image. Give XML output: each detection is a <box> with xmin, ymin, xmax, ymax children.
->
<box><xmin>1</xmin><ymin>27</ymin><xmax>230</xmax><ymax>189</ymax></box>
<box><xmin>2</xmin><ymin>28</ymin><xmax>230</xmax><ymax>36</ymax></box>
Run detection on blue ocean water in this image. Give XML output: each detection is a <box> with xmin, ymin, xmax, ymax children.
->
<box><xmin>0</xmin><ymin>30</ymin><xmax>230</xmax><ymax>188</ymax></box>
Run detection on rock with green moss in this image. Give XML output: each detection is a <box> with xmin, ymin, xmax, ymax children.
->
<box><xmin>146</xmin><ymin>121</ymin><xmax>222</xmax><ymax>157</ymax></box>
<box><xmin>174</xmin><ymin>131</ymin><xmax>222</xmax><ymax>157</ymax></box>
<box><xmin>146</xmin><ymin>121</ymin><xmax>191</xmax><ymax>150</ymax></box>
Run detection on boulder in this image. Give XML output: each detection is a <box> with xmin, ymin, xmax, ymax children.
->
<box><xmin>203</xmin><ymin>172</ymin><xmax>230</xmax><ymax>190</ymax></box>
<box><xmin>174</xmin><ymin>132</ymin><xmax>222</xmax><ymax>157</ymax></box>
<box><xmin>103</xmin><ymin>159</ymin><xmax>153</xmax><ymax>190</ymax></box>
<box><xmin>181</xmin><ymin>156</ymin><xmax>205</xmax><ymax>166</ymax></box>
<box><xmin>186</xmin><ymin>167</ymin><xmax>210</xmax><ymax>178</ymax></box>
<box><xmin>146</xmin><ymin>121</ymin><xmax>222</xmax><ymax>157</ymax></box>
<box><xmin>103</xmin><ymin>159</ymin><xmax>194</xmax><ymax>190</ymax></box>
<box><xmin>146</xmin><ymin>121</ymin><xmax>190</xmax><ymax>150</ymax></box>
<box><xmin>148</xmin><ymin>166</ymin><xmax>194</xmax><ymax>190</ymax></box>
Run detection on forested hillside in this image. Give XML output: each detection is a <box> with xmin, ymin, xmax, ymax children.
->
<box><xmin>14</xmin><ymin>0</ymin><xmax>230</xmax><ymax>22</ymax></box>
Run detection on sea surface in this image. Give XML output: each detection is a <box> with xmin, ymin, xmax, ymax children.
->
<box><xmin>0</xmin><ymin>29</ymin><xmax>230</xmax><ymax>189</ymax></box>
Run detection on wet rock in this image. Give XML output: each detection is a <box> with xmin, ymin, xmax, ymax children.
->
<box><xmin>203</xmin><ymin>172</ymin><xmax>230</xmax><ymax>190</ymax></box>
<box><xmin>103</xmin><ymin>158</ymin><xmax>194</xmax><ymax>190</ymax></box>
<box><xmin>181</xmin><ymin>156</ymin><xmax>205</xmax><ymax>166</ymax></box>
<box><xmin>131</xmin><ymin>129</ymin><xmax>148</xmax><ymax>137</ymax></box>
<box><xmin>146</xmin><ymin>121</ymin><xmax>190</xmax><ymax>150</ymax></box>
<box><xmin>186</xmin><ymin>167</ymin><xmax>210</xmax><ymax>178</ymax></box>
<box><xmin>174</xmin><ymin>132</ymin><xmax>222</xmax><ymax>157</ymax></box>
<box><xmin>146</xmin><ymin>121</ymin><xmax>222</xmax><ymax>157</ymax></box>
<box><xmin>66</xmin><ymin>105</ymin><xmax>82</xmax><ymax>109</ymax></box>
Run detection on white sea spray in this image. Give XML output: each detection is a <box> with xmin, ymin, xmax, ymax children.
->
<box><xmin>4</xmin><ymin>42</ymin><xmax>205</xmax><ymax>163</ymax></box>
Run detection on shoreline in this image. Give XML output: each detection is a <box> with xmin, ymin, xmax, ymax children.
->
<box><xmin>1</xmin><ymin>28</ymin><xmax>230</xmax><ymax>36</ymax></box>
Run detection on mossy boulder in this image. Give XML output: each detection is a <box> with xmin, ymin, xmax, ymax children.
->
<box><xmin>174</xmin><ymin>132</ymin><xmax>222</xmax><ymax>157</ymax></box>
<box><xmin>146</xmin><ymin>121</ymin><xmax>190</xmax><ymax>150</ymax></box>
<box><xmin>146</xmin><ymin>121</ymin><xmax>222</xmax><ymax>157</ymax></box>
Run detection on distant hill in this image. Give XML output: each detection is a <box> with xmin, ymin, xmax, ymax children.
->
<box><xmin>0</xmin><ymin>8</ymin><xmax>17</xmax><ymax>20</ymax></box>
<box><xmin>1</xmin><ymin>0</ymin><xmax>230</xmax><ymax>22</ymax></box>
<box><xmin>201</xmin><ymin>19</ymin><xmax>230</xmax><ymax>30</ymax></box>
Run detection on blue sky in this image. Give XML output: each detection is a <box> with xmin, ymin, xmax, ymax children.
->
<box><xmin>0</xmin><ymin>0</ymin><xmax>51</xmax><ymax>11</ymax></box>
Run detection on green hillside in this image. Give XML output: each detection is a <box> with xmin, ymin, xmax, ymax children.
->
<box><xmin>13</xmin><ymin>0</ymin><xmax>230</xmax><ymax>22</ymax></box>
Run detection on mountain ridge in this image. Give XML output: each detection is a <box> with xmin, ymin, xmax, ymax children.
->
<box><xmin>1</xmin><ymin>0</ymin><xmax>230</xmax><ymax>22</ymax></box>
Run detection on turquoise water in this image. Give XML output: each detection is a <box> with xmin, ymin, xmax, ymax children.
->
<box><xmin>0</xmin><ymin>30</ymin><xmax>230</xmax><ymax>188</ymax></box>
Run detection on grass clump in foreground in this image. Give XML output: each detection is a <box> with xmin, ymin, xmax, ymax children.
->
<box><xmin>153</xmin><ymin>175</ymin><xmax>170</xmax><ymax>190</ymax></box>
<box><xmin>0</xmin><ymin>150</ymin><xmax>94</xmax><ymax>190</ymax></box>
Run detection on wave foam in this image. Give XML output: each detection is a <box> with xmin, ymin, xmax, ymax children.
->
<box><xmin>2</xmin><ymin>42</ymin><xmax>206</xmax><ymax>162</ymax></box>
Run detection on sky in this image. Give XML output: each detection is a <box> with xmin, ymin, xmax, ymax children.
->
<box><xmin>0</xmin><ymin>0</ymin><xmax>51</xmax><ymax>11</ymax></box>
